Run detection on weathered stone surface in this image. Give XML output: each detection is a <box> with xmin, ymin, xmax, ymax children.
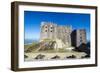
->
<box><xmin>24</xmin><ymin>55</ymin><xmax>28</xmax><ymax>58</ymax></box>
<box><xmin>40</xmin><ymin>22</ymin><xmax>72</xmax><ymax>48</ymax></box>
<box><xmin>34</xmin><ymin>54</ymin><xmax>45</xmax><ymax>59</ymax></box>
<box><xmin>66</xmin><ymin>55</ymin><xmax>76</xmax><ymax>58</ymax></box>
<box><xmin>51</xmin><ymin>55</ymin><xmax>60</xmax><ymax>59</ymax></box>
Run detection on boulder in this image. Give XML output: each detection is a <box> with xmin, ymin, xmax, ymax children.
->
<box><xmin>51</xmin><ymin>55</ymin><xmax>60</xmax><ymax>59</ymax></box>
<box><xmin>66</xmin><ymin>55</ymin><xmax>76</xmax><ymax>59</ymax></box>
<box><xmin>34</xmin><ymin>54</ymin><xmax>45</xmax><ymax>59</ymax></box>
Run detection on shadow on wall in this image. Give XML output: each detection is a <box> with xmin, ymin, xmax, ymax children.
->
<box><xmin>73</xmin><ymin>43</ymin><xmax>90</xmax><ymax>57</ymax></box>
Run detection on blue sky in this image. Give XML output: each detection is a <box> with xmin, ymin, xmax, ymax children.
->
<box><xmin>24</xmin><ymin>11</ymin><xmax>90</xmax><ymax>41</ymax></box>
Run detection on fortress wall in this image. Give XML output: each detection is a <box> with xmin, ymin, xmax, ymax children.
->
<box><xmin>40</xmin><ymin>22</ymin><xmax>86</xmax><ymax>48</ymax></box>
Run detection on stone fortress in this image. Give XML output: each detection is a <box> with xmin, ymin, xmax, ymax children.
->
<box><xmin>24</xmin><ymin>22</ymin><xmax>88</xmax><ymax>61</ymax></box>
<box><xmin>40</xmin><ymin>22</ymin><xmax>87</xmax><ymax>50</ymax></box>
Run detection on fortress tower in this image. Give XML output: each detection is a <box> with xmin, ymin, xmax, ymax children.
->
<box><xmin>71</xmin><ymin>29</ymin><xmax>87</xmax><ymax>47</ymax></box>
<box><xmin>40</xmin><ymin>22</ymin><xmax>72</xmax><ymax>47</ymax></box>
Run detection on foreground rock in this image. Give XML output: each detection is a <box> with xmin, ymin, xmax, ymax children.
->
<box><xmin>51</xmin><ymin>55</ymin><xmax>60</xmax><ymax>59</ymax></box>
<box><xmin>34</xmin><ymin>54</ymin><xmax>45</xmax><ymax>59</ymax></box>
<box><xmin>24</xmin><ymin>55</ymin><xmax>28</xmax><ymax>58</ymax></box>
<box><xmin>66</xmin><ymin>55</ymin><xmax>76</xmax><ymax>59</ymax></box>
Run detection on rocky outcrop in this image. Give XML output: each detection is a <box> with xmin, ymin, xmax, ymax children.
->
<box><xmin>25</xmin><ymin>38</ymin><xmax>73</xmax><ymax>52</ymax></box>
<box><xmin>34</xmin><ymin>54</ymin><xmax>45</xmax><ymax>59</ymax></box>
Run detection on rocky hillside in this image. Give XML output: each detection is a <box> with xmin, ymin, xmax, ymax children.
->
<box><xmin>25</xmin><ymin>39</ymin><xmax>70</xmax><ymax>53</ymax></box>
